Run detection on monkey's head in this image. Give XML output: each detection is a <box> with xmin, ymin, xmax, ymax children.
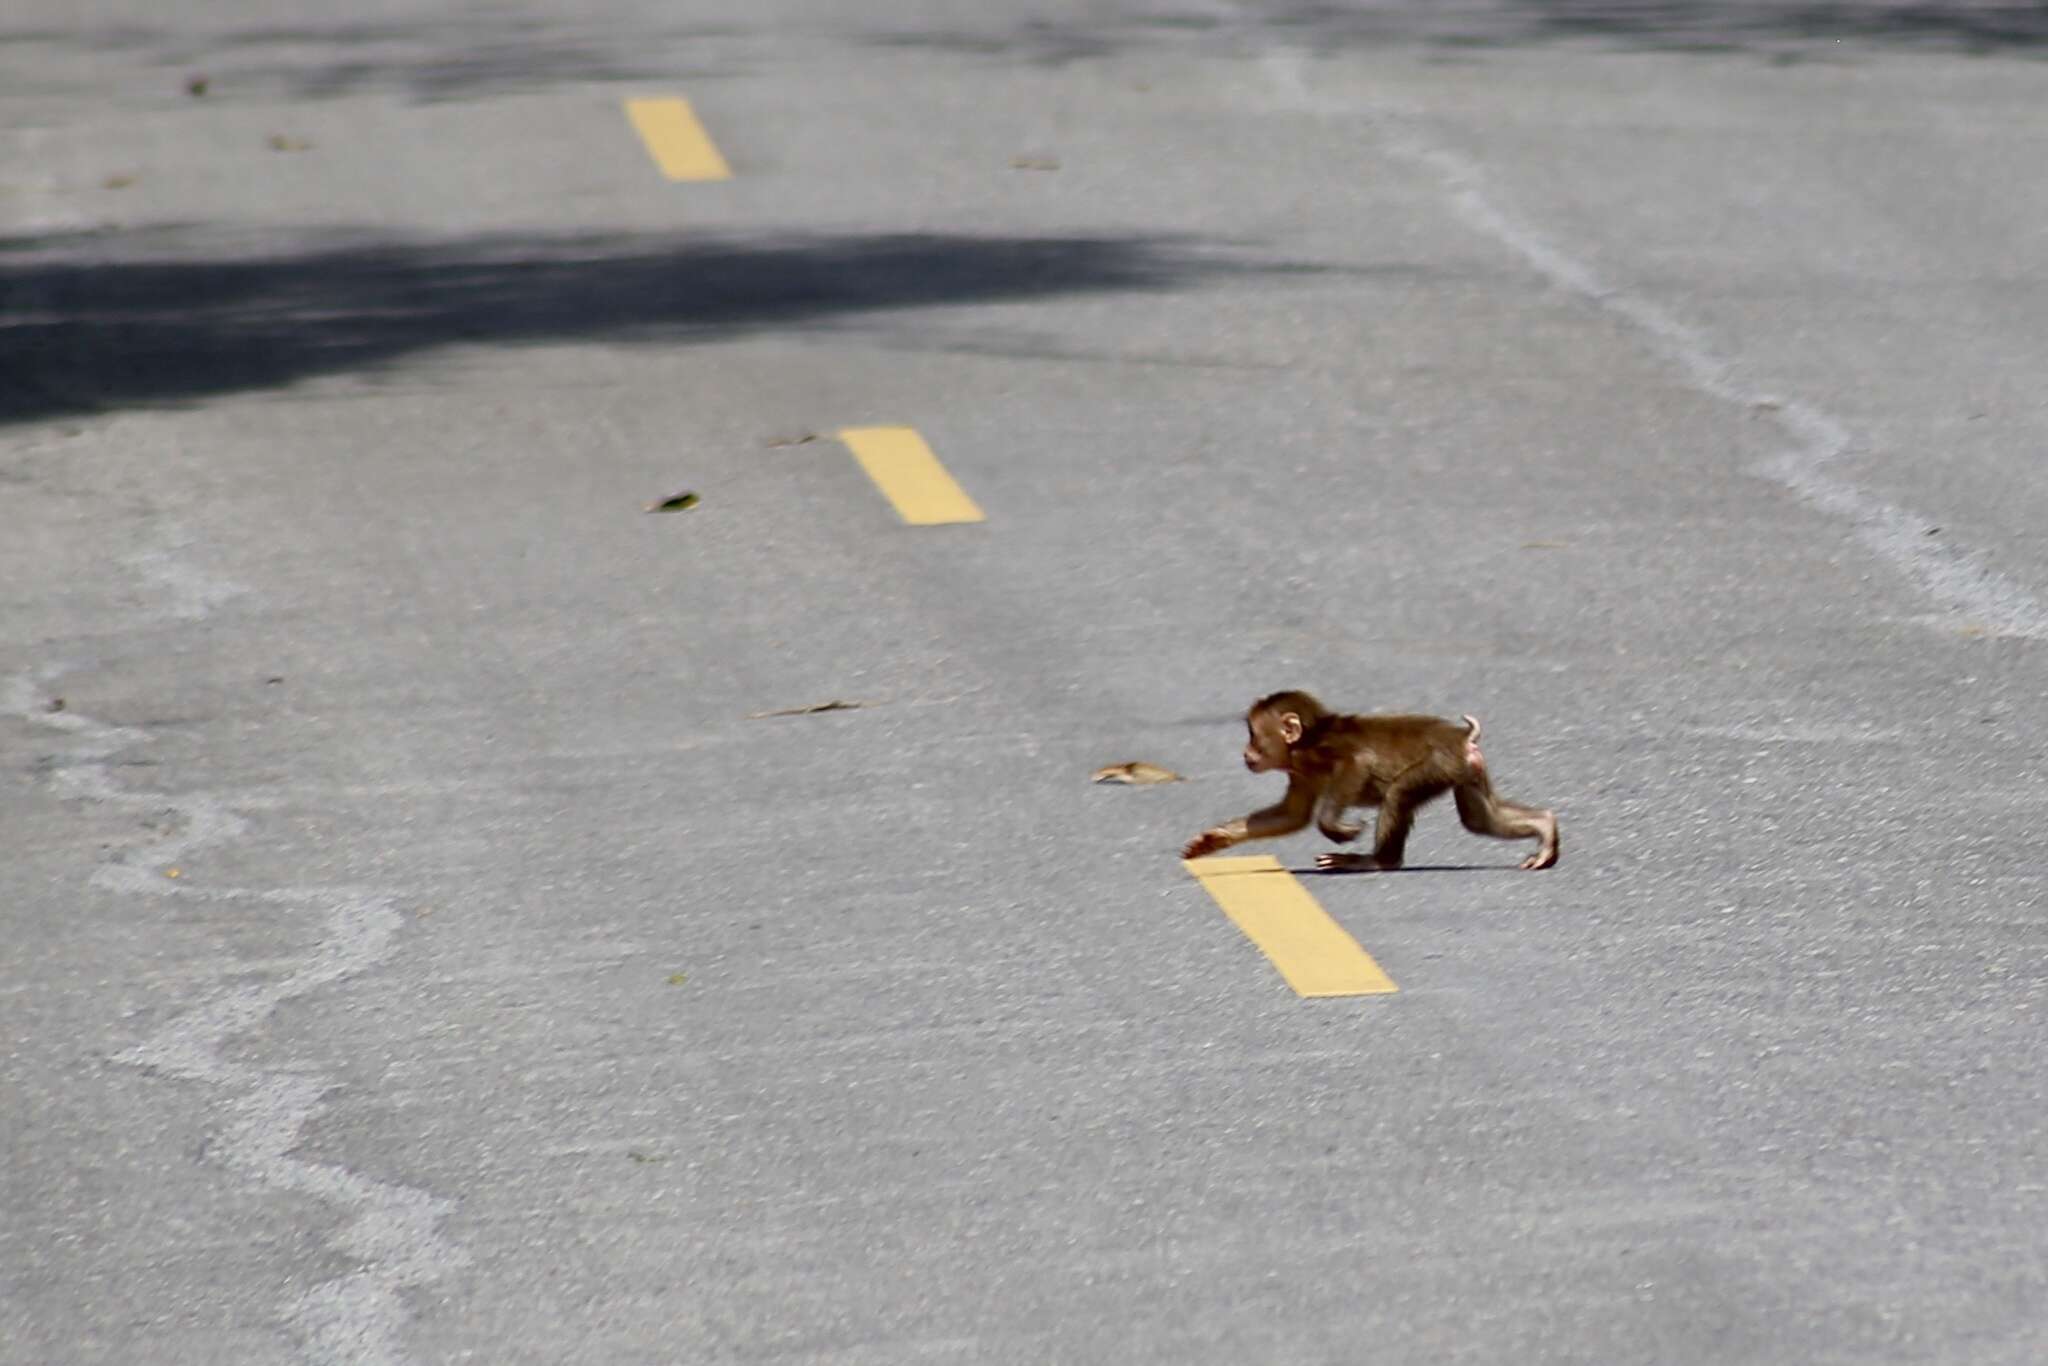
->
<box><xmin>1243</xmin><ymin>690</ymin><xmax>1325</xmax><ymax>772</ymax></box>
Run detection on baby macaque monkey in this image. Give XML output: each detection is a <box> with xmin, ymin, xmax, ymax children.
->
<box><xmin>1181</xmin><ymin>690</ymin><xmax>1559</xmax><ymax>871</ymax></box>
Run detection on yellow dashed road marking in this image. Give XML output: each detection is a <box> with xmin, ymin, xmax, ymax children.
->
<box><xmin>1184</xmin><ymin>856</ymin><xmax>1398</xmax><ymax>997</ymax></box>
<box><xmin>624</xmin><ymin>96</ymin><xmax>732</xmax><ymax>181</ymax></box>
<box><xmin>837</xmin><ymin>427</ymin><xmax>985</xmax><ymax>526</ymax></box>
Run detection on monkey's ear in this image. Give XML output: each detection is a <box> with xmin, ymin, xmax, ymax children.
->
<box><xmin>1279</xmin><ymin>712</ymin><xmax>1303</xmax><ymax>744</ymax></box>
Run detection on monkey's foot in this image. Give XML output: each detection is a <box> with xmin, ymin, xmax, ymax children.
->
<box><xmin>1181</xmin><ymin>830</ymin><xmax>1236</xmax><ymax>860</ymax></box>
<box><xmin>1315</xmin><ymin>852</ymin><xmax>1392</xmax><ymax>872</ymax></box>
<box><xmin>1521</xmin><ymin>847</ymin><xmax>1559</xmax><ymax>870</ymax></box>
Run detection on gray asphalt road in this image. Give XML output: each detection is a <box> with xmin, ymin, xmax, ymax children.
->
<box><xmin>5</xmin><ymin>3</ymin><xmax>2046</xmax><ymax>1363</ymax></box>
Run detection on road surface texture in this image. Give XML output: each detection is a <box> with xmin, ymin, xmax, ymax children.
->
<box><xmin>4</xmin><ymin>2</ymin><xmax>2046</xmax><ymax>1363</ymax></box>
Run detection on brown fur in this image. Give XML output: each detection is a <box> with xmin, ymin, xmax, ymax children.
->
<box><xmin>1181</xmin><ymin>691</ymin><xmax>1559</xmax><ymax>871</ymax></box>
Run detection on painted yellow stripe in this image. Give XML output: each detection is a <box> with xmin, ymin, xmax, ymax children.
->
<box><xmin>1184</xmin><ymin>855</ymin><xmax>1398</xmax><ymax>997</ymax></box>
<box><xmin>624</xmin><ymin>97</ymin><xmax>732</xmax><ymax>181</ymax></box>
<box><xmin>837</xmin><ymin>427</ymin><xmax>985</xmax><ymax>526</ymax></box>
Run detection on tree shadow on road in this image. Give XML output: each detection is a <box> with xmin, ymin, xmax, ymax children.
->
<box><xmin>15</xmin><ymin>5</ymin><xmax>2048</xmax><ymax>107</ymax></box>
<box><xmin>0</xmin><ymin>226</ymin><xmax>1312</xmax><ymax>426</ymax></box>
<box><xmin>867</xmin><ymin>2</ymin><xmax>2048</xmax><ymax>65</ymax></box>
<box><xmin>1502</xmin><ymin>1</ymin><xmax>2048</xmax><ymax>55</ymax></box>
<box><xmin>0</xmin><ymin>17</ymin><xmax>744</xmax><ymax>104</ymax></box>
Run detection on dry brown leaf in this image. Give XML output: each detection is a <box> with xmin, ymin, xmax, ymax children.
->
<box><xmin>103</xmin><ymin>173</ymin><xmax>137</xmax><ymax>190</ymax></box>
<box><xmin>1092</xmin><ymin>761</ymin><xmax>1184</xmax><ymax>785</ymax></box>
<box><xmin>1011</xmin><ymin>155</ymin><xmax>1060</xmax><ymax>171</ymax></box>
<box><xmin>746</xmin><ymin>699</ymin><xmax>868</xmax><ymax>720</ymax></box>
<box><xmin>763</xmin><ymin>432</ymin><xmax>822</xmax><ymax>448</ymax></box>
<box><xmin>267</xmin><ymin>133</ymin><xmax>313</xmax><ymax>152</ymax></box>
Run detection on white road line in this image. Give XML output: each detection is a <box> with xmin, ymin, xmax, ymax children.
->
<box><xmin>9</xmin><ymin>655</ymin><xmax>466</xmax><ymax>1365</ymax></box>
<box><xmin>1254</xmin><ymin>41</ymin><xmax>2048</xmax><ymax>640</ymax></box>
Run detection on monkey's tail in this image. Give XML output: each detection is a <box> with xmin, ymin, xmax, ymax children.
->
<box><xmin>1461</xmin><ymin>713</ymin><xmax>1482</xmax><ymax>745</ymax></box>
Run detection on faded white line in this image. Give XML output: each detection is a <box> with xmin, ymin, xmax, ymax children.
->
<box><xmin>5</xmin><ymin>673</ymin><xmax>465</xmax><ymax>1364</ymax></box>
<box><xmin>14</xmin><ymin>692</ymin><xmax>248</xmax><ymax>894</ymax></box>
<box><xmin>1255</xmin><ymin>43</ymin><xmax>2048</xmax><ymax>640</ymax></box>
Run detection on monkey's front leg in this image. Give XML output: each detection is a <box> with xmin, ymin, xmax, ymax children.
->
<box><xmin>1182</xmin><ymin>780</ymin><xmax>1314</xmax><ymax>860</ymax></box>
<box><xmin>1314</xmin><ymin>851</ymin><xmax>1392</xmax><ymax>871</ymax></box>
<box><xmin>1314</xmin><ymin>782</ymin><xmax>1418</xmax><ymax>872</ymax></box>
<box><xmin>1315</xmin><ymin>784</ymin><xmax>1364</xmax><ymax>845</ymax></box>
<box><xmin>1181</xmin><ymin>819</ymin><xmax>1250</xmax><ymax>860</ymax></box>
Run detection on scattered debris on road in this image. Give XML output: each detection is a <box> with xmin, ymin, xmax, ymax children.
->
<box><xmin>1521</xmin><ymin>539</ymin><xmax>1570</xmax><ymax>550</ymax></box>
<box><xmin>666</xmin><ymin>972</ymin><xmax>688</xmax><ymax>987</ymax></box>
<box><xmin>643</xmin><ymin>490</ymin><xmax>700</xmax><ymax>513</ymax></box>
<box><xmin>1091</xmin><ymin>761</ymin><xmax>1184</xmax><ymax>785</ymax></box>
<box><xmin>102</xmin><ymin>173</ymin><xmax>136</xmax><ymax>189</ymax></box>
<box><xmin>185</xmin><ymin>74</ymin><xmax>209</xmax><ymax>97</ymax></box>
<box><xmin>266</xmin><ymin>133</ymin><xmax>312</xmax><ymax>152</ymax></box>
<box><xmin>44</xmin><ymin>697</ymin><xmax>65</xmax><ymax>713</ymax></box>
<box><xmin>1011</xmin><ymin>155</ymin><xmax>1060</xmax><ymax>171</ymax></box>
<box><xmin>747</xmin><ymin>699</ymin><xmax>868</xmax><ymax>719</ymax></box>
<box><xmin>763</xmin><ymin>432</ymin><xmax>821</xmax><ymax>447</ymax></box>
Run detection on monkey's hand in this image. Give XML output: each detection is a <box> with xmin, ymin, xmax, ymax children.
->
<box><xmin>1314</xmin><ymin>852</ymin><xmax>1392</xmax><ymax>872</ymax></box>
<box><xmin>1181</xmin><ymin>828</ymin><xmax>1239</xmax><ymax>860</ymax></box>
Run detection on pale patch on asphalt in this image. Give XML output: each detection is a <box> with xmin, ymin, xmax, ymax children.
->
<box><xmin>7</xmin><ymin>663</ymin><xmax>467</xmax><ymax>1363</ymax></box>
<box><xmin>127</xmin><ymin>528</ymin><xmax>251</xmax><ymax>621</ymax></box>
<box><xmin>1253</xmin><ymin>41</ymin><xmax>2048</xmax><ymax>641</ymax></box>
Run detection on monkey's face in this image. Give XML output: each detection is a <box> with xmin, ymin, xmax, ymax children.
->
<box><xmin>1242</xmin><ymin>709</ymin><xmax>1302</xmax><ymax>772</ymax></box>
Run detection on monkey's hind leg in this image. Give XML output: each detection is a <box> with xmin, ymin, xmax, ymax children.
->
<box><xmin>1454</xmin><ymin>779</ymin><xmax>1559</xmax><ymax>870</ymax></box>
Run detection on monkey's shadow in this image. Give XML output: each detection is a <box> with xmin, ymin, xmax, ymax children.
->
<box><xmin>1293</xmin><ymin>863</ymin><xmax>1522</xmax><ymax>877</ymax></box>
